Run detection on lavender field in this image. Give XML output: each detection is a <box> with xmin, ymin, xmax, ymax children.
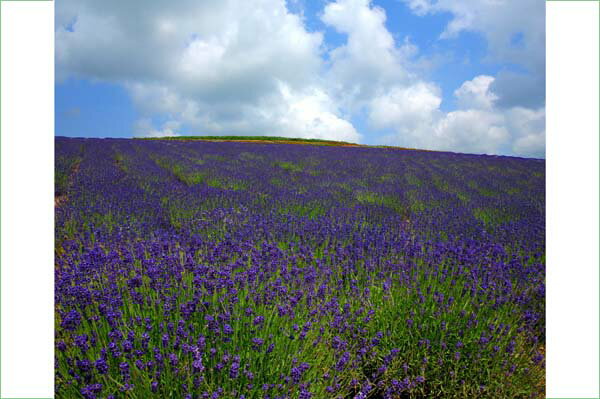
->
<box><xmin>55</xmin><ymin>137</ymin><xmax>545</xmax><ymax>398</ymax></box>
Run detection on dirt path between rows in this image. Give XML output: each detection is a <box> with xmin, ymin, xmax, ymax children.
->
<box><xmin>55</xmin><ymin>161</ymin><xmax>81</xmax><ymax>209</ymax></box>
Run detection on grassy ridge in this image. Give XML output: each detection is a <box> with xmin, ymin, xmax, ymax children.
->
<box><xmin>135</xmin><ymin>136</ymin><xmax>449</xmax><ymax>154</ymax></box>
<box><xmin>136</xmin><ymin>135</ymin><xmax>358</xmax><ymax>146</ymax></box>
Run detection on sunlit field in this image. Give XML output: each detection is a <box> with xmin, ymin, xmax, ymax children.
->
<box><xmin>55</xmin><ymin>137</ymin><xmax>545</xmax><ymax>398</ymax></box>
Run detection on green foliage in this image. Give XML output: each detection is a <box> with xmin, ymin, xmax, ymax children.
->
<box><xmin>378</xmin><ymin>173</ymin><xmax>398</xmax><ymax>183</ymax></box>
<box><xmin>456</xmin><ymin>192</ymin><xmax>470</xmax><ymax>203</ymax></box>
<box><xmin>135</xmin><ymin>135</ymin><xmax>356</xmax><ymax>145</ymax></box>
<box><xmin>473</xmin><ymin>207</ymin><xmax>513</xmax><ymax>227</ymax></box>
<box><xmin>55</xmin><ymin>171</ymin><xmax>70</xmax><ymax>196</ymax></box>
<box><xmin>410</xmin><ymin>199</ymin><xmax>427</xmax><ymax>213</ymax></box>
<box><xmin>274</xmin><ymin>161</ymin><xmax>303</xmax><ymax>173</ymax></box>
<box><xmin>206</xmin><ymin>178</ymin><xmax>247</xmax><ymax>191</ymax></box>
<box><xmin>153</xmin><ymin>157</ymin><xmax>207</xmax><ymax>186</ymax></box>
<box><xmin>478</xmin><ymin>187</ymin><xmax>497</xmax><ymax>197</ymax></box>
<box><xmin>204</xmin><ymin>154</ymin><xmax>227</xmax><ymax>162</ymax></box>
<box><xmin>270</xmin><ymin>177</ymin><xmax>285</xmax><ymax>187</ymax></box>
<box><xmin>153</xmin><ymin>156</ymin><xmax>244</xmax><ymax>190</ymax></box>
<box><xmin>239</xmin><ymin>152</ymin><xmax>265</xmax><ymax>161</ymax></box>
<box><xmin>335</xmin><ymin>182</ymin><xmax>352</xmax><ymax>191</ymax></box>
<box><xmin>161</xmin><ymin>197</ymin><xmax>200</xmax><ymax>229</ymax></box>
<box><xmin>355</xmin><ymin>191</ymin><xmax>406</xmax><ymax>215</ymax></box>
<box><xmin>355</xmin><ymin>190</ymin><xmax>380</xmax><ymax>204</ymax></box>
<box><xmin>431</xmin><ymin>174</ymin><xmax>449</xmax><ymax>192</ymax></box>
<box><xmin>278</xmin><ymin>202</ymin><xmax>326</xmax><ymax>219</ymax></box>
<box><xmin>55</xmin><ymin>156</ymin><xmax>82</xmax><ymax>196</ymax></box>
<box><xmin>405</xmin><ymin>173</ymin><xmax>422</xmax><ymax>187</ymax></box>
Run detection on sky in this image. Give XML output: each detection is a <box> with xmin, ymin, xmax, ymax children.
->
<box><xmin>55</xmin><ymin>0</ymin><xmax>545</xmax><ymax>158</ymax></box>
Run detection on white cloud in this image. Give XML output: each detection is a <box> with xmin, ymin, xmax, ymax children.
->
<box><xmin>376</xmin><ymin>75</ymin><xmax>544</xmax><ymax>157</ymax></box>
<box><xmin>321</xmin><ymin>0</ymin><xmax>416</xmax><ymax>110</ymax></box>
<box><xmin>127</xmin><ymin>80</ymin><xmax>360</xmax><ymax>142</ymax></box>
<box><xmin>273</xmin><ymin>83</ymin><xmax>361</xmax><ymax>141</ymax></box>
<box><xmin>56</xmin><ymin>0</ymin><xmax>357</xmax><ymax>141</ymax></box>
<box><xmin>134</xmin><ymin>119</ymin><xmax>180</xmax><ymax>138</ymax></box>
<box><xmin>506</xmin><ymin>106</ymin><xmax>545</xmax><ymax>158</ymax></box>
<box><xmin>512</xmin><ymin>133</ymin><xmax>545</xmax><ymax>158</ymax></box>
<box><xmin>319</xmin><ymin>0</ymin><xmax>545</xmax><ymax>157</ymax></box>
<box><xmin>403</xmin><ymin>0</ymin><xmax>433</xmax><ymax>16</ymax></box>
<box><xmin>430</xmin><ymin>109</ymin><xmax>510</xmax><ymax>155</ymax></box>
<box><xmin>321</xmin><ymin>0</ymin><xmax>544</xmax><ymax>157</ymax></box>
<box><xmin>369</xmin><ymin>82</ymin><xmax>442</xmax><ymax>129</ymax></box>
<box><xmin>454</xmin><ymin>75</ymin><xmax>497</xmax><ymax>110</ymax></box>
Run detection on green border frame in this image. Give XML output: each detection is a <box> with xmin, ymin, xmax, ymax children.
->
<box><xmin>0</xmin><ymin>0</ymin><xmax>597</xmax><ymax>398</ymax></box>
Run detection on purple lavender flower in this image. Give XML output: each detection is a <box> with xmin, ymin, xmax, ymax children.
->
<box><xmin>230</xmin><ymin>356</ymin><xmax>240</xmax><ymax>379</ymax></box>
<box><xmin>57</xmin><ymin>340</ymin><xmax>67</xmax><ymax>352</ymax></box>
<box><xmin>61</xmin><ymin>309</ymin><xmax>81</xmax><ymax>331</ymax></box>
<box><xmin>95</xmin><ymin>358</ymin><xmax>108</xmax><ymax>375</ymax></box>
<box><xmin>80</xmin><ymin>383</ymin><xmax>103</xmax><ymax>399</ymax></box>
<box><xmin>193</xmin><ymin>358</ymin><xmax>205</xmax><ymax>373</ymax></box>
<box><xmin>251</xmin><ymin>337</ymin><xmax>264</xmax><ymax>351</ymax></box>
<box><xmin>119</xmin><ymin>361</ymin><xmax>130</xmax><ymax>379</ymax></box>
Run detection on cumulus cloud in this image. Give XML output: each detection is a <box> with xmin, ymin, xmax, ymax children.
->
<box><xmin>369</xmin><ymin>82</ymin><xmax>442</xmax><ymax>129</ymax></box>
<box><xmin>134</xmin><ymin>119</ymin><xmax>181</xmax><ymax>138</ymax></box>
<box><xmin>273</xmin><ymin>83</ymin><xmax>360</xmax><ymax>141</ymax></box>
<box><xmin>376</xmin><ymin>75</ymin><xmax>545</xmax><ymax>158</ymax></box>
<box><xmin>320</xmin><ymin>0</ymin><xmax>544</xmax><ymax>157</ymax></box>
<box><xmin>505</xmin><ymin>106</ymin><xmax>545</xmax><ymax>158</ymax></box>
<box><xmin>432</xmin><ymin>109</ymin><xmax>510</xmax><ymax>155</ymax></box>
<box><xmin>321</xmin><ymin>0</ymin><xmax>418</xmax><ymax>111</ymax></box>
<box><xmin>56</xmin><ymin>0</ymin><xmax>359</xmax><ymax>142</ymax></box>
<box><xmin>454</xmin><ymin>75</ymin><xmax>497</xmax><ymax>110</ymax></box>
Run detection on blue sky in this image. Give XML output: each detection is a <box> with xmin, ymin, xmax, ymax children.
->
<box><xmin>55</xmin><ymin>0</ymin><xmax>545</xmax><ymax>157</ymax></box>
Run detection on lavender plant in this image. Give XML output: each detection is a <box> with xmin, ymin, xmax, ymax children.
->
<box><xmin>55</xmin><ymin>137</ymin><xmax>545</xmax><ymax>398</ymax></box>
